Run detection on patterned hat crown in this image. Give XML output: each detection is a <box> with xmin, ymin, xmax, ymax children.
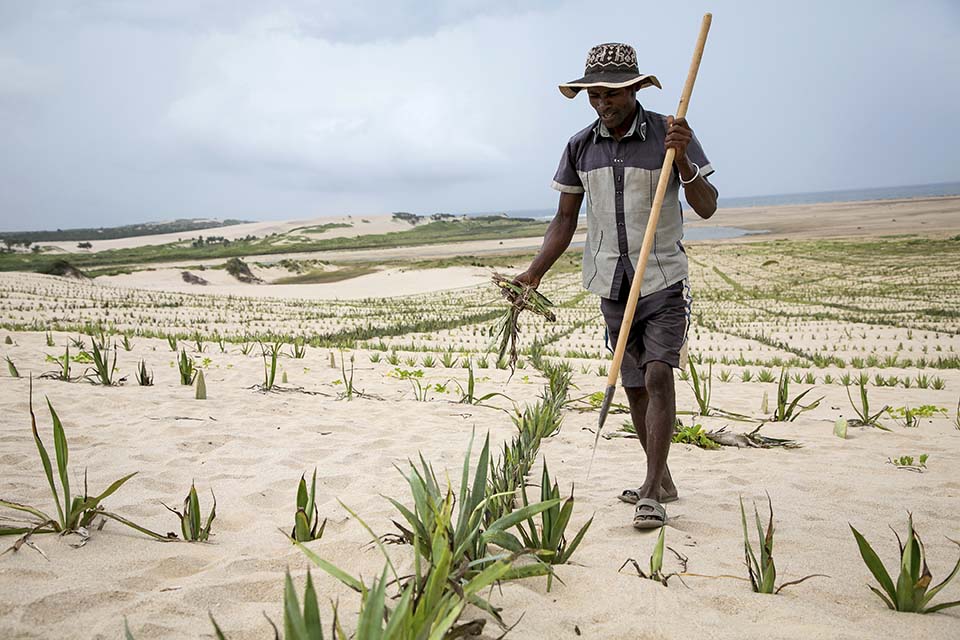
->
<box><xmin>584</xmin><ymin>43</ymin><xmax>639</xmax><ymax>75</ymax></box>
<box><xmin>558</xmin><ymin>42</ymin><xmax>659</xmax><ymax>99</ymax></box>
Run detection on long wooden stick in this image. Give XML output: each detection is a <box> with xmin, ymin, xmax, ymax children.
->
<box><xmin>594</xmin><ymin>13</ymin><xmax>713</xmax><ymax>445</ymax></box>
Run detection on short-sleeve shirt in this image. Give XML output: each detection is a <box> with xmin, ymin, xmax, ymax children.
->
<box><xmin>552</xmin><ymin>103</ymin><xmax>714</xmax><ymax>300</ymax></box>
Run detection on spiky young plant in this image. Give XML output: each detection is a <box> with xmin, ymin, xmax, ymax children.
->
<box><xmin>296</xmin><ymin>501</ymin><xmax>524</xmax><ymax>639</ymax></box>
<box><xmin>618</xmin><ymin>526</ymin><xmax>687</xmax><ymax>587</ymax></box>
<box><xmin>122</xmin><ymin>335</ymin><xmax>133</xmax><ymax>351</ymax></box>
<box><xmin>846</xmin><ymin>376</ymin><xmax>889</xmax><ymax>430</ymax></box>
<box><xmin>0</xmin><ymin>379</ymin><xmax>172</xmax><ymax>544</ymax></box>
<box><xmin>178</xmin><ymin>349</ymin><xmax>197</xmax><ymax>385</ymax></box>
<box><xmin>164</xmin><ymin>482</ymin><xmax>216</xmax><ymax>542</ymax></box>
<box><xmin>291</xmin><ymin>338</ymin><xmax>307</xmax><ymax>359</ymax></box>
<box><xmin>45</xmin><ymin>332</ymin><xmax>55</xmax><ymax>347</ymax></box>
<box><xmin>771</xmin><ymin>368</ymin><xmax>822</xmax><ymax>422</ymax></box>
<box><xmin>850</xmin><ymin>514</ymin><xmax>960</xmax><ymax>613</ymax></box>
<box><xmin>337</xmin><ymin>350</ymin><xmax>360</xmax><ymax>400</ymax></box>
<box><xmin>292</xmin><ymin>469</ymin><xmax>327</xmax><ymax>542</ymax></box>
<box><xmin>167</xmin><ymin>335</ymin><xmax>177</xmax><ymax>351</ymax></box>
<box><xmin>514</xmin><ymin>460</ymin><xmax>593</xmax><ymax>590</ymax></box>
<box><xmin>135</xmin><ymin>359</ymin><xmax>153</xmax><ymax>386</ymax></box>
<box><xmin>5</xmin><ymin>356</ymin><xmax>19</xmax><ymax>378</ymax></box>
<box><xmin>41</xmin><ymin>345</ymin><xmax>73</xmax><ymax>381</ymax></box>
<box><xmin>688</xmin><ymin>358</ymin><xmax>712</xmax><ymax>416</ymax></box>
<box><xmin>454</xmin><ymin>361</ymin><xmax>510</xmax><ymax>406</ymax></box>
<box><xmin>387</xmin><ymin>432</ymin><xmax>558</xmax><ymax>577</ymax></box>
<box><xmin>260</xmin><ymin>340</ymin><xmax>281</xmax><ymax>390</ymax></box>
<box><xmin>85</xmin><ymin>338</ymin><xmax>120</xmax><ymax>385</ymax></box>
<box><xmin>740</xmin><ymin>495</ymin><xmax>823</xmax><ymax>594</ymax></box>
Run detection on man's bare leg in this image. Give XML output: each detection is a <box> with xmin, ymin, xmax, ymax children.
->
<box><xmin>624</xmin><ymin>362</ymin><xmax>677</xmax><ymax>503</ymax></box>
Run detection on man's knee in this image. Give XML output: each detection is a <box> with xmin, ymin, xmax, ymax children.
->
<box><xmin>644</xmin><ymin>361</ymin><xmax>674</xmax><ymax>398</ymax></box>
<box><xmin>624</xmin><ymin>386</ymin><xmax>647</xmax><ymax>403</ymax></box>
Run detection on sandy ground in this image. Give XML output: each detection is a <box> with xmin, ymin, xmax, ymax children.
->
<box><xmin>687</xmin><ymin>195</ymin><xmax>960</xmax><ymax>241</ymax></box>
<box><xmin>1</xmin><ymin>199</ymin><xmax>960</xmax><ymax>639</ymax></box>
<box><xmin>99</xmin><ymin>265</ymin><xmax>492</xmax><ymax>300</ymax></box>
<box><xmin>0</xmin><ymin>331</ymin><xmax>957</xmax><ymax>639</ymax></box>
<box><xmin>42</xmin><ymin>214</ymin><xmax>412</xmax><ymax>253</ymax></box>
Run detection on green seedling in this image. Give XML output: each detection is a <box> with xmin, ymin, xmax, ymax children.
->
<box><xmin>291</xmin><ymin>338</ymin><xmax>307</xmax><ymax>359</ymax></box>
<box><xmin>164</xmin><ymin>482</ymin><xmax>215</xmax><ymax>542</ymax></box>
<box><xmin>688</xmin><ymin>359</ymin><xmax>712</xmax><ymax>416</ymax></box>
<box><xmin>846</xmin><ymin>377</ymin><xmax>889</xmax><ymax>430</ymax></box>
<box><xmin>292</xmin><ymin>469</ymin><xmax>327</xmax><ymax>542</ymax></box>
<box><xmin>454</xmin><ymin>361</ymin><xmax>510</xmax><ymax>406</ymax></box>
<box><xmin>45</xmin><ymin>332</ymin><xmax>55</xmax><ymax>347</ymax></box>
<box><xmin>85</xmin><ymin>339</ymin><xmax>121</xmax><ymax>385</ymax></box>
<box><xmin>178</xmin><ymin>349</ymin><xmax>197</xmax><ymax>385</ymax></box>
<box><xmin>851</xmin><ymin>514</ymin><xmax>960</xmax><ymax>613</ymax></box>
<box><xmin>368</xmin><ymin>352</ymin><xmax>381</xmax><ymax>363</ymax></box>
<box><xmin>887</xmin><ymin>454</ymin><xmax>928</xmax><ymax>472</ymax></box>
<box><xmin>386</xmin><ymin>431</ymin><xmax>558</xmax><ymax>578</ymax></box>
<box><xmin>1</xmin><ymin>379</ymin><xmax>172</xmax><ymax>546</ymax></box>
<box><xmin>41</xmin><ymin>350</ymin><xmax>67</xmax><ymax>380</ymax></box>
<box><xmin>5</xmin><ymin>356</ymin><xmax>20</xmax><ymax>378</ymax></box>
<box><xmin>740</xmin><ymin>495</ymin><xmax>824</xmax><ymax>594</ymax></box>
<box><xmin>672</xmin><ymin>422</ymin><xmax>720</xmax><ymax>449</ymax></box>
<box><xmin>135</xmin><ymin>359</ymin><xmax>153</xmax><ymax>386</ymax></box>
<box><xmin>771</xmin><ymin>368</ymin><xmax>822</xmax><ymax>422</ymax></box>
<box><xmin>337</xmin><ymin>350</ymin><xmax>360</xmax><ymax>399</ymax></box>
<box><xmin>515</xmin><ymin>460</ymin><xmax>593</xmax><ymax>590</ymax></box>
<box><xmin>260</xmin><ymin>340</ymin><xmax>281</xmax><ymax>390</ymax></box>
<box><xmin>167</xmin><ymin>336</ymin><xmax>177</xmax><ymax>351</ymax></box>
<box><xmin>122</xmin><ymin>335</ymin><xmax>133</xmax><ymax>351</ymax></box>
<box><xmin>618</xmin><ymin>526</ymin><xmax>688</xmax><ymax>586</ymax></box>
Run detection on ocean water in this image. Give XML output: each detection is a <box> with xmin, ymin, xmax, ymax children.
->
<box><xmin>479</xmin><ymin>181</ymin><xmax>960</xmax><ymax>222</ymax></box>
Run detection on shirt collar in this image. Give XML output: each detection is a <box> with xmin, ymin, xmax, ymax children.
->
<box><xmin>594</xmin><ymin>102</ymin><xmax>647</xmax><ymax>143</ymax></box>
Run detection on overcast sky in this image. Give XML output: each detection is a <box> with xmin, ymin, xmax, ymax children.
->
<box><xmin>0</xmin><ymin>0</ymin><xmax>957</xmax><ymax>231</ymax></box>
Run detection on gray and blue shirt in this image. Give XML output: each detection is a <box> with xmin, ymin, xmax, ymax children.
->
<box><xmin>552</xmin><ymin>103</ymin><xmax>714</xmax><ymax>300</ymax></box>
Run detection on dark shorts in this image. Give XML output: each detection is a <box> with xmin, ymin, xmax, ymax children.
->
<box><xmin>600</xmin><ymin>278</ymin><xmax>691</xmax><ymax>388</ymax></box>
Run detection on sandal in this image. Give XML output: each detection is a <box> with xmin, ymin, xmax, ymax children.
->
<box><xmin>632</xmin><ymin>498</ymin><xmax>667</xmax><ymax>530</ymax></box>
<box><xmin>618</xmin><ymin>488</ymin><xmax>678</xmax><ymax>505</ymax></box>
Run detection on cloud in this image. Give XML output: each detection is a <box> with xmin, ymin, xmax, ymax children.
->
<box><xmin>164</xmin><ymin>12</ymin><xmax>514</xmax><ymax>189</ymax></box>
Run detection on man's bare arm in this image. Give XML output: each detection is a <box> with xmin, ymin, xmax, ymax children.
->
<box><xmin>676</xmin><ymin>155</ymin><xmax>718</xmax><ymax>219</ymax></box>
<box><xmin>665</xmin><ymin>115</ymin><xmax>718</xmax><ymax>219</ymax></box>
<box><xmin>515</xmin><ymin>191</ymin><xmax>584</xmax><ymax>288</ymax></box>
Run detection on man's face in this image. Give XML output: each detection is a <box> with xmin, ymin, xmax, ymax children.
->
<box><xmin>587</xmin><ymin>87</ymin><xmax>637</xmax><ymax>131</ymax></box>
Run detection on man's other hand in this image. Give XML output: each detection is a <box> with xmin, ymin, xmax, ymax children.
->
<box><xmin>513</xmin><ymin>270</ymin><xmax>541</xmax><ymax>289</ymax></box>
<box><xmin>664</xmin><ymin>115</ymin><xmax>693</xmax><ymax>160</ymax></box>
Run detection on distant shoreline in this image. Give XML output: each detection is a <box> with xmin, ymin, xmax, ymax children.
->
<box><xmin>495</xmin><ymin>181</ymin><xmax>960</xmax><ymax>221</ymax></box>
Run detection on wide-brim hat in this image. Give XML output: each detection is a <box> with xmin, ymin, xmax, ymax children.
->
<box><xmin>559</xmin><ymin>42</ymin><xmax>661</xmax><ymax>99</ymax></box>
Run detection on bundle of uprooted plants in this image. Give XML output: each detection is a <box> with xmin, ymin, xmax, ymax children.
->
<box><xmin>491</xmin><ymin>272</ymin><xmax>556</xmax><ymax>371</ymax></box>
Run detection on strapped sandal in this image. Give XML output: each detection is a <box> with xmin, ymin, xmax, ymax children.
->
<box><xmin>632</xmin><ymin>498</ymin><xmax>667</xmax><ymax>530</ymax></box>
<box><xmin>619</xmin><ymin>488</ymin><xmax>679</xmax><ymax>505</ymax></box>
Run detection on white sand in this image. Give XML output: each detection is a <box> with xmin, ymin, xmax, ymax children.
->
<box><xmin>2</xmin><ymin>201</ymin><xmax>960</xmax><ymax>638</ymax></box>
<box><xmin>0</xmin><ymin>327</ymin><xmax>958</xmax><ymax>639</ymax></box>
<box><xmin>99</xmin><ymin>265</ymin><xmax>493</xmax><ymax>300</ymax></box>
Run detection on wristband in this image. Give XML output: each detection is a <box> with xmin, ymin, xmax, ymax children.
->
<box><xmin>680</xmin><ymin>162</ymin><xmax>700</xmax><ymax>185</ymax></box>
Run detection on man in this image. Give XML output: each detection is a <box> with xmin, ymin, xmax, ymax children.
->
<box><xmin>515</xmin><ymin>43</ymin><xmax>717</xmax><ymax>530</ymax></box>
